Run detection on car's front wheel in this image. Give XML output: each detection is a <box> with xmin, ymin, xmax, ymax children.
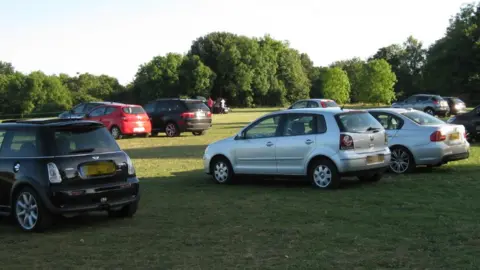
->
<box><xmin>309</xmin><ymin>159</ymin><xmax>340</xmax><ymax>189</ymax></box>
<box><xmin>165</xmin><ymin>122</ymin><xmax>180</xmax><ymax>137</ymax></box>
<box><xmin>211</xmin><ymin>157</ymin><xmax>234</xmax><ymax>184</ymax></box>
<box><xmin>14</xmin><ymin>187</ymin><xmax>53</xmax><ymax>232</ymax></box>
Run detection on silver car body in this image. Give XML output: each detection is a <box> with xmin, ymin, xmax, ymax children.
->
<box><xmin>203</xmin><ymin>108</ymin><xmax>390</xmax><ymax>177</ymax></box>
<box><xmin>391</xmin><ymin>94</ymin><xmax>450</xmax><ymax>116</ymax></box>
<box><xmin>367</xmin><ymin>108</ymin><xmax>470</xmax><ymax>166</ymax></box>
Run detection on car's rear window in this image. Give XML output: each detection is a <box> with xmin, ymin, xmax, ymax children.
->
<box><xmin>122</xmin><ymin>106</ymin><xmax>146</xmax><ymax>114</ymax></box>
<box><xmin>185</xmin><ymin>101</ymin><xmax>209</xmax><ymax>111</ymax></box>
<box><xmin>401</xmin><ymin>111</ymin><xmax>445</xmax><ymax>125</ymax></box>
<box><xmin>431</xmin><ymin>96</ymin><xmax>445</xmax><ymax>101</ymax></box>
<box><xmin>335</xmin><ymin>112</ymin><xmax>384</xmax><ymax>133</ymax></box>
<box><xmin>51</xmin><ymin>125</ymin><xmax>120</xmax><ymax>156</ymax></box>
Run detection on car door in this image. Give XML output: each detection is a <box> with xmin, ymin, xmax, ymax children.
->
<box><xmin>153</xmin><ymin>101</ymin><xmax>172</xmax><ymax>131</ymax></box>
<box><xmin>86</xmin><ymin>106</ymin><xmax>107</xmax><ymax>124</ymax></box>
<box><xmin>101</xmin><ymin>106</ymin><xmax>118</xmax><ymax>130</ymax></box>
<box><xmin>275</xmin><ymin>113</ymin><xmax>320</xmax><ymax>175</ymax></box>
<box><xmin>414</xmin><ymin>96</ymin><xmax>429</xmax><ymax>111</ymax></box>
<box><xmin>234</xmin><ymin>115</ymin><xmax>283</xmax><ymax>175</ymax></box>
<box><xmin>370</xmin><ymin>112</ymin><xmax>404</xmax><ymax>145</ymax></box>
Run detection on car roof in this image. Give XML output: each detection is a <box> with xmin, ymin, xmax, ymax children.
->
<box><xmin>367</xmin><ymin>108</ymin><xmax>413</xmax><ymax>113</ymax></box>
<box><xmin>154</xmin><ymin>98</ymin><xmax>203</xmax><ymax>102</ymax></box>
<box><xmin>87</xmin><ymin>101</ymin><xmax>125</xmax><ymax>106</ymax></box>
<box><xmin>268</xmin><ymin>107</ymin><xmax>363</xmax><ymax>116</ymax></box>
<box><xmin>295</xmin><ymin>99</ymin><xmax>336</xmax><ymax>102</ymax></box>
<box><xmin>0</xmin><ymin>118</ymin><xmax>104</xmax><ymax>128</ymax></box>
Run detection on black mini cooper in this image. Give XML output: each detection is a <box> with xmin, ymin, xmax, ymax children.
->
<box><xmin>0</xmin><ymin>118</ymin><xmax>140</xmax><ymax>232</ymax></box>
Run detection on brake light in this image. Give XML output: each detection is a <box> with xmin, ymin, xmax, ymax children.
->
<box><xmin>181</xmin><ymin>112</ymin><xmax>195</xmax><ymax>119</ymax></box>
<box><xmin>207</xmin><ymin>111</ymin><xmax>212</xmax><ymax>117</ymax></box>
<box><xmin>320</xmin><ymin>101</ymin><xmax>327</xmax><ymax>108</ymax></box>
<box><xmin>430</xmin><ymin>130</ymin><xmax>446</xmax><ymax>142</ymax></box>
<box><xmin>432</xmin><ymin>100</ymin><xmax>438</xmax><ymax>105</ymax></box>
<box><xmin>339</xmin><ymin>134</ymin><xmax>354</xmax><ymax>150</ymax></box>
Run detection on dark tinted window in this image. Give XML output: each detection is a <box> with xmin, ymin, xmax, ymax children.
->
<box><xmin>335</xmin><ymin>112</ymin><xmax>384</xmax><ymax>133</ymax></box>
<box><xmin>144</xmin><ymin>103</ymin><xmax>155</xmax><ymax>113</ymax></box>
<box><xmin>402</xmin><ymin>111</ymin><xmax>445</xmax><ymax>125</ymax></box>
<box><xmin>72</xmin><ymin>104</ymin><xmax>85</xmax><ymax>114</ymax></box>
<box><xmin>123</xmin><ymin>106</ymin><xmax>146</xmax><ymax>114</ymax></box>
<box><xmin>245</xmin><ymin>116</ymin><xmax>281</xmax><ymax>139</ymax></box>
<box><xmin>307</xmin><ymin>101</ymin><xmax>319</xmax><ymax>108</ymax></box>
<box><xmin>105</xmin><ymin>107</ymin><xmax>117</xmax><ymax>115</ymax></box>
<box><xmin>52</xmin><ymin>125</ymin><xmax>120</xmax><ymax>155</ymax></box>
<box><xmin>291</xmin><ymin>101</ymin><xmax>307</xmax><ymax>109</ymax></box>
<box><xmin>84</xmin><ymin>103</ymin><xmax>101</xmax><ymax>113</ymax></box>
<box><xmin>317</xmin><ymin>115</ymin><xmax>327</xmax><ymax>133</ymax></box>
<box><xmin>184</xmin><ymin>101</ymin><xmax>209</xmax><ymax>111</ymax></box>
<box><xmin>417</xmin><ymin>96</ymin><xmax>429</xmax><ymax>102</ymax></box>
<box><xmin>89</xmin><ymin>107</ymin><xmax>105</xmax><ymax>117</ymax></box>
<box><xmin>0</xmin><ymin>129</ymin><xmax>41</xmax><ymax>157</ymax></box>
<box><xmin>282</xmin><ymin>114</ymin><xmax>315</xmax><ymax>136</ymax></box>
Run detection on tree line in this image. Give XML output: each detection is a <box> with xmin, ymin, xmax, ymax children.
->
<box><xmin>0</xmin><ymin>2</ymin><xmax>479</xmax><ymax>117</ymax></box>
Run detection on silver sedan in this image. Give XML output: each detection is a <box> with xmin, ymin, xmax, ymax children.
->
<box><xmin>367</xmin><ymin>108</ymin><xmax>470</xmax><ymax>173</ymax></box>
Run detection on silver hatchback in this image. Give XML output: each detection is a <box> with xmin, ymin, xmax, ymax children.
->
<box><xmin>367</xmin><ymin>108</ymin><xmax>470</xmax><ymax>173</ymax></box>
<box><xmin>203</xmin><ymin>108</ymin><xmax>391</xmax><ymax>189</ymax></box>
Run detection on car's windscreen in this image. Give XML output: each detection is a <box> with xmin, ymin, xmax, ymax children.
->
<box><xmin>335</xmin><ymin>112</ymin><xmax>384</xmax><ymax>133</ymax></box>
<box><xmin>51</xmin><ymin>125</ymin><xmax>120</xmax><ymax>155</ymax></box>
<box><xmin>123</xmin><ymin>106</ymin><xmax>146</xmax><ymax>114</ymax></box>
<box><xmin>185</xmin><ymin>101</ymin><xmax>209</xmax><ymax>111</ymax></box>
<box><xmin>402</xmin><ymin>111</ymin><xmax>445</xmax><ymax>125</ymax></box>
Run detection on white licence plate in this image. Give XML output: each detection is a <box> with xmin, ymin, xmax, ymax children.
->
<box><xmin>196</xmin><ymin>111</ymin><xmax>205</xmax><ymax>117</ymax></box>
<box><xmin>133</xmin><ymin>127</ymin><xmax>145</xmax><ymax>133</ymax></box>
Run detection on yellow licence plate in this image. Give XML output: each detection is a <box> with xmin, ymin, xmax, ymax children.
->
<box><xmin>82</xmin><ymin>162</ymin><xmax>116</xmax><ymax>177</ymax></box>
<box><xmin>366</xmin><ymin>155</ymin><xmax>385</xmax><ymax>164</ymax></box>
<box><xmin>449</xmin><ymin>132</ymin><xmax>459</xmax><ymax>140</ymax></box>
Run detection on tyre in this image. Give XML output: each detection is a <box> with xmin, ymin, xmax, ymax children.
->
<box><xmin>165</xmin><ymin>122</ymin><xmax>180</xmax><ymax>137</ymax></box>
<box><xmin>108</xmin><ymin>201</ymin><xmax>138</xmax><ymax>218</ymax></box>
<box><xmin>14</xmin><ymin>187</ymin><xmax>53</xmax><ymax>232</ymax></box>
<box><xmin>192</xmin><ymin>131</ymin><xmax>206</xmax><ymax>136</ymax></box>
<box><xmin>210</xmin><ymin>157</ymin><xmax>234</xmax><ymax>184</ymax></box>
<box><xmin>111</xmin><ymin>126</ymin><xmax>123</xmax><ymax>140</ymax></box>
<box><xmin>309</xmin><ymin>158</ymin><xmax>340</xmax><ymax>189</ymax></box>
<box><xmin>358</xmin><ymin>172</ymin><xmax>383</xmax><ymax>182</ymax></box>
<box><xmin>424</xmin><ymin>107</ymin><xmax>435</xmax><ymax>116</ymax></box>
<box><xmin>389</xmin><ymin>146</ymin><xmax>415</xmax><ymax>174</ymax></box>
<box><xmin>140</xmin><ymin>133</ymin><xmax>150</xmax><ymax>138</ymax></box>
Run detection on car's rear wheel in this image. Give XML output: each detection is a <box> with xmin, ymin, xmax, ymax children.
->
<box><xmin>358</xmin><ymin>172</ymin><xmax>383</xmax><ymax>182</ymax></box>
<box><xmin>108</xmin><ymin>201</ymin><xmax>138</xmax><ymax>218</ymax></box>
<box><xmin>389</xmin><ymin>146</ymin><xmax>415</xmax><ymax>174</ymax></box>
<box><xmin>111</xmin><ymin>126</ymin><xmax>123</xmax><ymax>140</ymax></box>
<box><xmin>192</xmin><ymin>131</ymin><xmax>206</xmax><ymax>136</ymax></box>
<box><xmin>165</xmin><ymin>122</ymin><xmax>180</xmax><ymax>137</ymax></box>
<box><xmin>424</xmin><ymin>107</ymin><xmax>435</xmax><ymax>115</ymax></box>
<box><xmin>14</xmin><ymin>187</ymin><xmax>53</xmax><ymax>232</ymax></box>
<box><xmin>210</xmin><ymin>157</ymin><xmax>234</xmax><ymax>184</ymax></box>
<box><xmin>309</xmin><ymin>159</ymin><xmax>340</xmax><ymax>189</ymax></box>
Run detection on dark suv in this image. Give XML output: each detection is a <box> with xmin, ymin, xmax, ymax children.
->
<box><xmin>0</xmin><ymin>119</ymin><xmax>140</xmax><ymax>232</ymax></box>
<box><xmin>144</xmin><ymin>98</ymin><xmax>212</xmax><ymax>137</ymax></box>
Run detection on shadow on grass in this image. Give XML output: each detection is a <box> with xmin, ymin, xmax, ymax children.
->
<box><xmin>124</xmin><ymin>145</ymin><xmax>207</xmax><ymax>159</ymax></box>
<box><xmin>213</xmin><ymin>122</ymin><xmax>251</xmax><ymax>126</ymax></box>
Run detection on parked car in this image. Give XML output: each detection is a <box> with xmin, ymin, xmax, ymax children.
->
<box><xmin>58</xmin><ymin>102</ymin><xmax>124</xmax><ymax>119</ymax></box>
<box><xmin>83</xmin><ymin>103</ymin><xmax>152</xmax><ymax>139</ymax></box>
<box><xmin>144</xmin><ymin>98</ymin><xmax>212</xmax><ymax>137</ymax></box>
<box><xmin>391</xmin><ymin>94</ymin><xmax>450</xmax><ymax>116</ymax></box>
<box><xmin>447</xmin><ymin>105</ymin><xmax>480</xmax><ymax>142</ymax></box>
<box><xmin>0</xmin><ymin>118</ymin><xmax>140</xmax><ymax>232</ymax></box>
<box><xmin>443</xmin><ymin>96</ymin><xmax>467</xmax><ymax>115</ymax></box>
<box><xmin>288</xmin><ymin>99</ymin><xmax>339</xmax><ymax>109</ymax></box>
<box><xmin>203</xmin><ymin>108</ymin><xmax>391</xmax><ymax>189</ymax></box>
<box><xmin>367</xmin><ymin>108</ymin><xmax>470</xmax><ymax>174</ymax></box>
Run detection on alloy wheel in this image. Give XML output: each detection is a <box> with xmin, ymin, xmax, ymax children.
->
<box><xmin>313</xmin><ymin>165</ymin><xmax>332</xmax><ymax>188</ymax></box>
<box><xmin>15</xmin><ymin>192</ymin><xmax>39</xmax><ymax>230</ymax></box>
<box><xmin>165</xmin><ymin>124</ymin><xmax>177</xmax><ymax>137</ymax></box>
<box><xmin>111</xmin><ymin>127</ymin><xmax>120</xmax><ymax>139</ymax></box>
<box><xmin>390</xmin><ymin>148</ymin><xmax>410</xmax><ymax>173</ymax></box>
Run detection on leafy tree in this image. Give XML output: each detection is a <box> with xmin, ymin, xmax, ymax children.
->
<box><xmin>357</xmin><ymin>59</ymin><xmax>397</xmax><ymax>104</ymax></box>
<box><xmin>0</xmin><ymin>61</ymin><xmax>15</xmax><ymax>75</ymax></box>
<box><xmin>330</xmin><ymin>58</ymin><xmax>365</xmax><ymax>102</ymax></box>
<box><xmin>179</xmin><ymin>55</ymin><xmax>216</xmax><ymax>98</ymax></box>
<box><xmin>316</xmin><ymin>67</ymin><xmax>350</xmax><ymax>104</ymax></box>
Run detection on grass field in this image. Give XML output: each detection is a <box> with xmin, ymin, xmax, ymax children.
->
<box><xmin>1</xmin><ymin>107</ymin><xmax>480</xmax><ymax>269</ymax></box>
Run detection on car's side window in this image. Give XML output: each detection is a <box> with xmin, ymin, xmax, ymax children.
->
<box><xmin>405</xmin><ymin>96</ymin><xmax>417</xmax><ymax>103</ymax></box>
<box><xmin>307</xmin><ymin>101</ymin><xmax>319</xmax><ymax>108</ymax></box>
<box><xmin>104</xmin><ymin>107</ymin><xmax>117</xmax><ymax>115</ymax></box>
<box><xmin>282</xmin><ymin>114</ymin><xmax>316</xmax><ymax>136</ymax></box>
<box><xmin>291</xmin><ymin>101</ymin><xmax>307</xmax><ymax>109</ymax></box>
<box><xmin>317</xmin><ymin>115</ymin><xmax>327</xmax><ymax>133</ymax></box>
<box><xmin>245</xmin><ymin>116</ymin><xmax>281</xmax><ymax>139</ymax></box>
<box><xmin>418</xmin><ymin>96</ymin><xmax>429</xmax><ymax>102</ymax></box>
<box><xmin>0</xmin><ymin>130</ymin><xmax>40</xmax><ymax>157</ymax></box>
<box><xmin>72</xmin><ymin>104</ymin><xmax>85</xmax><ymax>114</ymax></box>
<box><xmin>84</xmin><ymin>104</ymin><xmax>99</xmax><ymax>113</ymax></box>
<box><xmin>371</xmin><ymin>113</ymin><xmax>403</xmax><ymax>130</ymax></box>
<box><xmin>144</xmin><ymin>103</ymin><xmax>155</xmax><ymax>114</ymax></box>
<box><xmin>89</xmin><ymin>107</ymin><xmax>106</xmax><ymax>117</ymax></box>
<box><xmin>156</xmin><ymin>101</ymin><xmax>169</xmax><ymax>112</ymax></box>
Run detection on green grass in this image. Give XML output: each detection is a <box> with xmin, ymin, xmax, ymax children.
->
<box><xmin>1</xmin><ymin>107</ymin><xmax>480</xmax><ymax>269</ymax></box>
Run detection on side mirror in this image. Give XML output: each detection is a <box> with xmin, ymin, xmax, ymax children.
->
<box><xmin>235</xmin><ymin>131</ymin><xmax>245</xmax><ymax>140</ymax></box>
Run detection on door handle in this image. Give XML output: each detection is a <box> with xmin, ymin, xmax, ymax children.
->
<box><xmin>305</xmin><ymin>139</ymin><xmax>314</xmax><ymax>145</ymax></box>
<box><xmin>266</xmin><ymin>141</ymin><xmax>274</xmax><ymax>147</ymax></box>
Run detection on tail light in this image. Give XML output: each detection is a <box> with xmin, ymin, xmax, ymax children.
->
<box><xmin>339</xmin><ymin>134</ymin><xmax>354</xmax><ymax>150</ymax></box>
<box><xmin>430</xmin><ymin>130</ymin><xmax>446</xmax><ymax>142</ymax></box>
<box><xmin>207</xmin><ymin>111</ymin><xmax>212</xmax><ymax>117</ymax></box>
<box><xmin>47</xmin><ymin>162</ymin><xmax>62</xmax><ymax>183</ymax></box>
<box><xmin>181</xmin><ymin>112</ymin><xmax>195</xmax><ymax>119</ymax></box>
<box><xmin>432</xmin><ymin>100</ymin><xmax>438</xmax><ymax>105</ymax></box>
<box><xmin>320</xmin><ymin>101</ymin><xmax>327</xmax><ymax>108</ymax></box>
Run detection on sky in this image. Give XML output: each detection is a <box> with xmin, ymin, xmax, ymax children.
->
<box><xmin>0</xmin><ymin>0</ymin><xmax>470</xmax><ymax>85</ymax></box>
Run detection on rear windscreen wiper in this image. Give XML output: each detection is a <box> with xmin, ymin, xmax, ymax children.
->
<box><xmin>68</xmin><ymin>148</ymin><xmax>95</xmax><ymax>154</ymax></box>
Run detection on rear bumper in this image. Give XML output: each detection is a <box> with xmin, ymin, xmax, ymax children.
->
<box><xmin>412</xmin><ymin>142</ymin><xmax>470</xmax><ymax>165</ymax></box>
<box><xmin>121</xmin><ymin>122</ymin><xmax>152</xmax><ymax>135</ymax></box>
<box><xmin>442</xmin><ymin>151</ymin><xmax>469</xmax><ymax>163</ymax></box>
<box><xmin>335</xmin><ymin>148</ymin><xmax>391</xmax><ymax>174</ymax></box>
<box><xmin>44</xmin><ymin>177</ymin><xmax>140</xmax><ymax>214</ymax></box>
<box><xmin>180</xmin><ymin>119</ymin><xmax>212</xmax><ymax>132</ymax></box>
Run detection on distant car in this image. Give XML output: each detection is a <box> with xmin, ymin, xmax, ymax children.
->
<box><xmin>368</xmin><ymin>108</ymin><xmax>470</xmax><ymax>174</ymax></box>
<box><xmin>203</xmin><ymin>108</ymin><xmax>391</xmax><ymax>189</ymax></box>
<box><xmin>0</xmin><ymin>118</ymin><xmax>140</xmax><ymax>232</ymax></box>
<box><xmin>447</xmin><ymin>105</ymin><xmax>480</xmax><ymax>142</ymax></box>
<box><xmin>391</xmin><ymin>94</ymin><xmax>450</xmax><ymax>116</ymax></box>
<box><xmin>288</xmin><ymin>99</ymin><xmax>339</xmax><ymax>109</ymax></box>
<box><xmin>84</xmin><ymin>103</ymin><xmax>152</xmax><ymax>139</ymax></box>
<box><xmin>58</xmin><ymin>102</ymin><xmax>124</xmax><ymax>119</ymax></box>
<box><xmin>443</xmin><ymin>96</ymin><xmax>467</xmax><ymax>115</ymax></box>
<box><xmin>144</xmin><ymin>98</ymin><xmax>212</xmax><ymax>137</ymax></box>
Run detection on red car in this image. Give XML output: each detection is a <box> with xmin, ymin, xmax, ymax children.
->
<box><xmin>84</xmin><ymin>103</ymin><xmax>152</xmax><ymax>139</ymax></box>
